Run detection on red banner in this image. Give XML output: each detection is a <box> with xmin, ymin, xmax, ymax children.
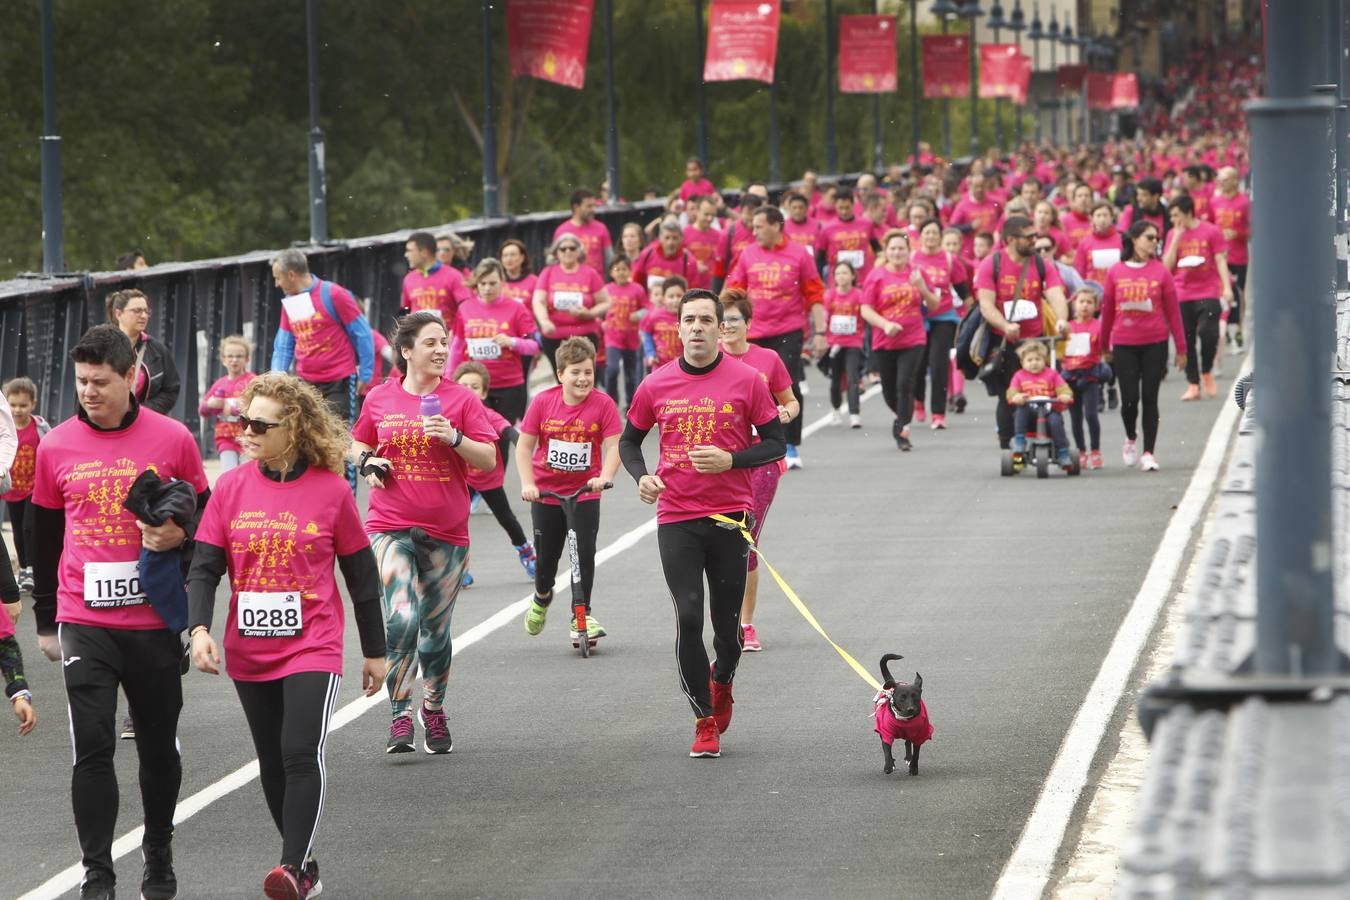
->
<box><xmin>921</xmin><ymin>34</ymin><xmax>969</xmax><ymax>98</ymax></box>
<box><xmin>1010</xmin><ymin>53</ymin><xmax>1032</xmax><ymax>105</ymax></box>
<box><xmin>704</xmin><ymin>0</ymin><xmax>781</xmax><ymax>84</ymax></box>
<box><xmin>839</xmin><ymin>15</ymin><xmax>896</xmax><ymax>93</ymax></box>
<box><xmin>978</xmin><ymin>43</ymin><xmax>1021</xmax><ymax>99</ymax></box>
<box><xmin>1086</xmin><ymin>71</ymin><xmax>1140</xmax><ymax>109</ymax></box>
<box><xmin>507</xmin><ymin>0</ymin><xmax>595</xmax><ymax>89</ymax></box>
<box><xmin>1056</xmin><ymin>63</ymin><xmax>1088</xmax><ymax>92</ymax></box>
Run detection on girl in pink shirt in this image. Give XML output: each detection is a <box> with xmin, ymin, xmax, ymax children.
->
<box><xmin>452</xmin><ymin>258</ymin><xmax>540</xmax><ymax>424</ymax></box>
<box><xmin>1073</xmin><ymin>202</ymin><xmax>1124</xmax><ymax>286</ymax></box>
<box><xmin>602</xmin><ymin>254</ymin><xmax>649</xmax><ymax>408</ymax></box>
<box><xmin>515</xmin><ymin>338</ymin><xmax>622</xmax><ymax>645</ymax></box>
<box><xmin>823</xmin><ymin>261</ymin><xmax>866</xmax><ymax>426</ymax></box>
<box><xmin>1060</xmin><ymin>289</ymin><xmax>1109</xmax><ymax>470</ymax></box>
<box><xmin>199</xmin><ymin>335</ymin><xmax>257</xmax><ymax>471</ymax></box>
<box><xmin>188</xmin><ymin>372</ymin><xmax>385</xmax><ymax>897</ymax></box>
<box><xmin>910</xmin><ymin>220</ymin><xmax>971</xmax><ymax>429</ymax></box>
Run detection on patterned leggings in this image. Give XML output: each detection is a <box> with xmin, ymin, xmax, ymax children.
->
<box><xmin>370</xmin><ymin>531</ymin><xmax>469</xmax><ymax>719</ymax></box>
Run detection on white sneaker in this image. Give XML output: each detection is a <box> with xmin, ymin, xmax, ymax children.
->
<box><xmin>830</xmin><ymin>408</ymin><xmax>844</xmax><ymax>426</ymax></box>
<box><xmin>849</xmin><ymin>414</ymin><xmax>862</xmax><ymax>429</ymax></box>
<box><xmin>1122</xmin><ymin>439</ymin><xmax>1139</xmax><ymax>468</ymax></box>
<box><xmin>1140</xmin><ymin>452</ymin><xmax>1160</xmax><ymax>472</ymax></box>
<box><xmin>798</xmin><ymin>380</ymin><xmax>810</xmax><ymax>396</ymax></box>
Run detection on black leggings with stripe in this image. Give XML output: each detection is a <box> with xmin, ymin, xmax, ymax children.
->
<box><xmin>234</xmin><ymin>671</ymin><xmax>341</xmax><ymax>868</ymax></box>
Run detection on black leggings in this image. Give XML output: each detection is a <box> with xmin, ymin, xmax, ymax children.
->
<box><xmin>480</xmin><ymin>486</ymin><xmax>529</xmax><ymax>547</ymax></box>
<box><xmin>1068</xmin><ymin>380</ymin><xmax>1102</xmax><ymax>452</ymax></box>
<box><xmin>912</xmin><ymin>320</ymin><xmax>958</xmax><ymax>415</ymax></box>
<box><xmin>657</xmin><ymin>516</ymin><xmax>749</xmax><ymax>719</ymax></box>
<box><xmin>1229</xmin><ymin>263</ymin><xmax>1247</xmax><ymax>326</ymax></box>
<box><xmin>531</xmin><ymin>498</ymin><xmax>600</xmax><ymax>608</ymax></box>
<box><xmin>234</xmin><ymin>672</ymin><xmax>341</xmax><ymax>869</ymax></box>
<box><xmin>829</xmin><ymin>347</ymin><xmax>865</xmax><ymax>414</ymax></box>
<box><xmin>750</xmin><ymin>330</ymin><xmax>805</xmax><ymax>445</ymax></box>
<box><xmin>1113</xmin><ymin>340</ymin><xmax>1169</xmax><ymax>453</ymax></box>
<box><xmin>486</xmin><ymin>384</ymin><xmax>528</xmax><ymax>425</ymax></box>
<box><xmin>876</xmin><ymin>346</ymin><xmax>927</xmax><ymax>428</ymax></box>
<box><xmin>540</xmin><ymin>334</ymin><xmax>605</xmax><ymax>388</ymax></box>
<box><xmin>1179</xmin><ymin>299</ymin><xmax>1222</xmax><ymax>383</ymax></box>
<box><xmin>6</xmin><ymin>497</ymin><xmax>31</xmax><ymax>568</ymax></box>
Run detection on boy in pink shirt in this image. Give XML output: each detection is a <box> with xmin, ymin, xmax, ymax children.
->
<box><xmin>602</xmin><ymin>255</ymin><xmax>648</xmax><ymax>406</ymax></box>
<box><xmin>640</xmin><ymin>277</ymin><xmax>687</xmax><ymax>371</ymax></box>
<box><xmin>552</xmin><ymin>189</ymin><xmax>613</xmax><ymax>276</ymax></box>
<box><xmin>1163</xmin><ymin>194</ymin><xmax>1232</xmax><ymax>399</ymax></box>
<box><xmin>402</xmin><ymin>231</ymin><xmax>474</xmax><ymax>321</ymax></box>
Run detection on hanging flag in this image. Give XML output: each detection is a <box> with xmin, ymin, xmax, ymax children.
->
<box><xmin>978</xmin><ymin>43</ymin><xmax>1021</xmax><ymax>98</ymax></box>
<box><xmin>1056</xmin><ymin>63</ymin><xmax>1088</xmax><ymax>93</ymax></box>
<box><xmin>921</xmin><ymin>34</ymin><xmax>970</xmax><ymax>98</ymax></box>
<box><xmin>1087</xmin><ymin>71</ymin><xmax>1139</xmax><ymax>109</ymax></box>
<box><xmin>507</xmin><ymin>0</ymin><xmax>595</xmax><ymax>90</ymax></box>
<box><xmin>839</xmin><ymin>15</ymin><xmax>897</xmax><ymax>93</ymax></box>
<box><xmin>704</xmin><ymin>0</ymin><xmax>781</xmax><ymax>84</ymax></box>
<box><xmin>1010</xmin><ymin>53</ymin><xmax>1032</xmax><ymax>105</ymax></box>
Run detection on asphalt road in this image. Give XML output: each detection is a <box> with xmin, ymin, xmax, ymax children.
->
<box><xmin>2</xmin><ymin>358</ymin><xmax>1240</xmax><ymax>900</ymax></box>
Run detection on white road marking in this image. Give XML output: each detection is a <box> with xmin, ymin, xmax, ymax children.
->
<box><xmin>989</xmin><ymin>355</ymin><xmax>1251</xmax><ymax>900</ymax></box>
<box><xmin>17</xmin><ymin>388</ymin><xmax>878</xmax><ymax>900</ymax></box>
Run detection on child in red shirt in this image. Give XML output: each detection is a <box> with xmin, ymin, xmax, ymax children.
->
<box><xmin>1007</xmin><ymin>341</ymin><xmax>1074</xmax><ymax>466</ymax></box>
<box><xmin>1059</xmin><ymin>289</ymin><xmax>1111</xmax><ymax>470</ymax></box>
<box><xmin>640</xmin><ymin>277</ymin><xmax>687</xmax><ymax>371</ymax></box>
<box><xmin>2</xmin><ymin>377</ymin><xmax>46</xmax><ymax>596</ymax></box>
<box><xmin>199</xmin><ymin>336</ymin><xmax>257</xmax><ymax>471</ymax></box>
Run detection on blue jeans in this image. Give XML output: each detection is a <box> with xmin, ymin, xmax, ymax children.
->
<box><xmin>1013</xmin><ymin>404</ymin><xmax>1069</xmax><ymax>452</ymax></box>
<box><xmin>604</xmin><ymin>346</ymin><xmax>643</xmax><ymax>409</ymax></box>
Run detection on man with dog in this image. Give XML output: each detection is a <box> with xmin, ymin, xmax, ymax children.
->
<box><xmin>618</xmin><ymin>289</ymin><xmax>785</xmax><ymax>758</ymax></box>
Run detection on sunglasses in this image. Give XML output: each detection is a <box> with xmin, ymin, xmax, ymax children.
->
<box><xmin>240</xmin><ymin>416</ymin><xmax>285</xmax><ymax>435</ymax></box>
<box><xmin>557</xmin><ymin>245</ymin><xmax>580</xmax><ymax>253</ymax></box>
<box><xmin>1035</xmin><ymin>245</ymin><xmax>1055</xmax><ymax>254</ymax></box>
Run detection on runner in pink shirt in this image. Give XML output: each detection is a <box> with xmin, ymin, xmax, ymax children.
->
<box><xmin>498</xmin><ymin>239</ymin><xmax>540</xmax><ymax>307</ymax></box>
<box><xmin>1060</xmin><ymin>288</ymin><xmax>1109</xmax><ymax>470</ymax></box>
<box><xmin>948</xmin><ymin>172</ymin><xmax>1004</xmax><ymax>259</ymax></box>
<box><xmin>861</xmin><ymin>230</ymin><xmax>942</xmax><ymax>451</ymax></box>
<box><xmin>552</xmin><ymin>188</ymin><xmax>613</xmax><ymax>276</ymax></box>
<box><xmin>2</xmin><ymin>377</ymin><xmax>44</xmax><ymax>596</ymax></box>
<box><xmin>1073</xmin><ymin>202</ymin><xmax>1124</xmax><ymax>285</ymax></box>
<box><xmin>818</xmin><ymin>193</ymin><xmax>878</xmax><ymax>284</ymax></box>
<box><xmin>678</xmin><ymin>158</ymin><xmax>718</xmax><ymax>205</ymax></box>
<box><xmin>1209</xmin><ymin>166</ymin><xmax>1250</xmax><ymax>350</ymax></box>
<box><xmin>199</xmin><ymin>335</ymin><xmax>257</xmax><ymax>471</ymax></box>
<box><xmin>350</xmin><ymin>311</ymin><xmax>498</xmax><ymax>756</ymax></box>
<box><xmin>681</xmin><ymin>196</ymin><xmax>722</xmax><ymax>289</ymax></box>
<box><xmin>187</xmin><ymin>372</ymin><xmax>385</xmax><ymax>898</ymax></box>
<box><xmin>715</xmin><ymin>195</ymin><xmax>760</xmax><ymax>280</ymax></box>
<box><xmin>402</xmin><ymin>231</ymin><xmax>474</xmax><ymax>321</ymax></box>
<box><xmin>640</xmin><ymin>278</ymin><xmax>686</xmax><ymax>371</ymax></box>
<box><xmin>910</xmin><ymin>220</ymin><xmax>971</xmax><ymax>430</ymax></box>
<box><xmin>1060</xmin><ymin>184</ymin><xmax>1096</xmax><ymax>253</ymax></box>
<box><xmin>632</xmin><ymin>219</ymin><xmax>699</xmax><ymax>296</ymax></box>
<box><xmin>1163</xmin><ymin>194</ymin><xmax>1231</xmax><ymax>399</ymax></box>
<box><xmin>619</xmin><ymin>290</ymin><xmax>784</xmax><ymax>759</ymax></box>
<box><xmin>1032</xmin><ymin>201</ymin><xmax>1073</xmax><ymax>260</ymax></box>
<box><xmin>783</xmin><ymin>192</ymin><xmax>822</xmax><ymax>255</ymax></box>
<box><xmin>822</xmin><ymin>261</ymin><xmax>866</xmax><ymax>427</ymax></box>
<box><xmin>533</xmin><ymin>235</ymin><xmax>611</xmax><ymax>384</ymax></box>
<box><xmin>601</xmin><ymin>255</ymin><xmax>649</xmax><ymax>407</ymax></box>
<box><xmin>451</xmin><ymin>258</ymin><xmax>540</xmax><ymax>424</ymax></box>
<box><xmin>30</xmin><ymin>325</ymin><xmax>211</xmax><ymax>897</ymax></box>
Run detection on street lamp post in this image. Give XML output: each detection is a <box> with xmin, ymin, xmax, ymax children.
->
<box><xmin>1008</xmin><ymin>1</ymin><xmax>1026</xmax><ymax>148</ymax></box>
<box><xmin>910</xmin><ymin>0</ymin><xmax>921</xmax><ymax>167</ymax></box>
<box><xmin>39</xmin><ymin>0</ymin><xmax>63</xmax><ymax>273</ymax></box>
<box><xmin>931</xmin><ymin>0</ymin><xmax>960</xmax><ymax>158</ymax></box>
<box><xmin>987</xmin><ymin>3</ymin><xmax>1008</xmax><ymax>153</ymax></box>
<box><xmin>1028</xmin><ymin>3</ymin><xmax>1045</xmax><ymax>144</ymax></box>
<box><xmin>1047</xmin><ymin>7</ymin><xmax>1060</xmax><ymax>145</ymax></box>
<box><xmin>1061</xmin><ymin>19</ymin><xmax>1076</xmax><ymax>144</ymax></box>
<box><xmin>958</xmin><ymin>1</ymin><xmax>984</xmax><ymax>158</ymax></box>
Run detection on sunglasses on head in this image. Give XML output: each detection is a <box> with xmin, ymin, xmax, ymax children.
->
<box><xmin>240</xmin><ymin>416</ymin><xmax>284</xmax><ymax>435</ymax></box>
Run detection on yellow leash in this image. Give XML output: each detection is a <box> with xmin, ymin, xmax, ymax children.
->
<box><xmin>712</xmin><ymin>514</ymin><xmax>882</xmax><ymax>692</ymax></box>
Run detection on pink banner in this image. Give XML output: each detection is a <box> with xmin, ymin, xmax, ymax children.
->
<box><xmin>1056</xmin><ymin>63</ymin><xmax>1088</xmax><ymax>93</ymax></box>
<box><xmin>922</xmin><ymin>34</ymin><xmax>970</xmax><ymax>98</ymax></box>
<box><xmin>1011</xmin><ymin>53</ymin><xmax>1032</xmax><ymax>105</ymax></box>
<box><xmin>839</xmin><ymin>15</ymin><xmax>897</xmax><ymax>93</ymax></box>
<box><xmin>704</xmin><ymin>0</ymin><xmax>781</xmax><ymax>84</ymax></box>
<box><xmin>1087</xmin><ymin>71</ymin><xmax>1139</xmax><ymax>109</ymax></box>
<box><xmin>978</xmin><ymin>43</ymin><xmax>1021</xmax><ymax>99</ymax></box>
<box><xmin>507</xmin><ymin>0</ymin><xmax>595</xmax><ymax>90</ymax></box>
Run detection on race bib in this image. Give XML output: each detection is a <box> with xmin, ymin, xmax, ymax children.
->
<box><xmin>1178</xmin><ymin>255</ymin><xmax>1205</xmax><ymax>269</ymax></box>
<box><xmin>237</xmin><ymin>591</ymin><xmax>303</xmax><ymax>638</ymax></box>
<box><xmin>281</xmin><ymin>292</ymin><xmax>317</xmax><ymax>322</ymax></box>
<box><xmin>646</xmin><ymin>275</ymin><xmax>666</xmax><ymax>292</ymax></box>
<box><xmin>829</xmin><ymin>314</ymin><xmax>858</xmax><ymax>336</ymax></box>
<box><xmin>84</xmin><ymin>560</ymin><xmax>147</xmax><ymax>609</ymax></box>
<box><xmin>1120</xmin><ymin>297</ymin><xmax>1155</xmax><ymax>313</ymax></box>
<box><xmin>467</xmin><ymin>338</ymin><xmax>502</xmax><ymax>360</ymax></box>
<box><xmin>1091</xmin><ymin>248</ymin><xmax>1121</xmax><ymax>271</ymax></box>
<box><xmin>547</xmin><ymin>438</ymin><xmax>592</xmax><ymax>473</ymax></box>
<box><xmin>838</xmin><ymin>250</ymin><xmax>865</xmax><ymax>268</ymax></box>
<box><xmin>553</xmin><ymin>291</ymin><xmax>585</xmax><ymax>312</ymax></box>
<box><xmin>1065</xmin><ymin>332</ymin><xmax>1092</xmax><ymax>357</ymax></box>
<box><xmin>1003</xmin><ymin>299</ymin><xmax>1040</xmax><ymax>323</ymax></box>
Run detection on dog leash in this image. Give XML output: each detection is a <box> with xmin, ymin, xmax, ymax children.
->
<box><xmin>711</xmin><ymin>513</ymin><xmax>882</xmax><ymax>692</ymax></box>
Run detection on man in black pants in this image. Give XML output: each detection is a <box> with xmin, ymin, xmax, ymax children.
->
<box><xmin>31</xmin><ymin>325</ymin><xmax>211</xmax><ymax>900</ymax></box>
<box><xmin>619</xmin><ymin>290</ymin><xmax>785</xmax><ymax>759</ymax></box>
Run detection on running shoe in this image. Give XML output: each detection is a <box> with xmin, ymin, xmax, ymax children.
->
<box><xmin>385</xmin><ymin>716</ymin><xmax>415</xmax><ymax>754</ymax></box>
<box><xmin>709</xmin><ymin>673</ymin><xmax>734</xmax><ymax>733</ymax></box>
<box><xmin>264</xmin><ymin>864</ymin><xmax>305</xmax><ymax>900</ymax></box>
<box><xmin>515</xmin><ymin>542</ymin><xmax>537</xmax><ymax>580</ymax></box>
<box><xmin>897</xmin><ymin>428</ymin><xmax>912</xmax><ymax>452</ymax></box>
<box><xmin>1089</xmin><ymin>449</ymin><xmax>1103</xmax><ymax>470</ymax></box>
<box><xmin>849</xmin><ymin>414</ymin><xmax>862</xmax><ymax>429</ymax></box>
<box><xmin>931</xmin><ymin>414</ymin><xmax>946</xmax><ymax>430</ymax></box>
<box><xmin>798</xmin><ymin>379</ymin><xmax>810</xmax><ymax>396</ymax></box>
<box><xmin>569</xmin><ymin>613</ymin><xmax>606</xmax><ymax>641</ymax></box>
<box><xmin>1078</xmin><ymin>451</ymin><xmax>1089</xmax><ymax>470</ymax></box>
<box><xmin>690</xmin><ymin>716</ymin><xmax>721</xmax><ymax>758</ymax></box>
<box><xmin>1107</xmin><ymin>386</ymin><xmax>1119</xmax><ymax>410</ymax></box>
<box><xmin>1140</xmin><ymin>452</ymin><xmax>1160</xmax><ymax>472</ymax></box>
<box><xmin>78</xmin><ymin>875</ymin><xmax>115</xmax><ymax>900</ymax></box>
<box><xmin>1201</xmin><ymin>372</ymin><xmax>1218</xmax><ymax>398</ymax></box>
<box><xmin>1235</xmin><ymin>330</ymin><xmax>1245</xmax><ymax>350</ymax></box>
<box><xmin>461</xmin><ymin>570</ymin><xmax>474</xmax><ymax>588</ymax></box>
<box><xmin>784</xmin><ymin>444</ymin><xmax>802</xmax><ymax>470</ymax></box>
<box><xmin>1057</xmin><ymin>448</ymin><xmax>1073</xmax><ymax>468</ymax></box>
<box><xmin>299</xmin><ymin>860</ymin><xmax>322</xmax><ymax>899</ymax></box>
<box><xmin>140</xmin><ymin>842</ymin><xmax>177</xmax><ymax>900</ymax></box>
<box><xmin>830</xmin><ymin>408</ymin><xmax>844</xmax><ymax>426</ymax></box>
<box><xmin>120</xmin><ymin>713</ymin><xmax>135</xmax><ymax>741</ymax></box>
<box><xmin>913</xmin><ymin>401</ymin><xmax>927</xmax><ymax>423</ymax></box>
<box><xmin>524</xmin><ymin>598</ymin><xmax>549</xmax><ymax>635</ymax></box>
<box><xmin>418</xmin><ymin>704</ymin><xmax>454</xmax><ymax>754</ymax></box>
<box><xmin>1122</xmin><ymin>439</ymin><xmax>1139</xmax><ymax>468</ymax></box>
<box><xmin>1011</xmin><ymin>436</ymin><xmax>1028</xmax><ymax>454</ymax></box>
<box><xmin>1180</xmin><ymin>384</ymin><xmax>1201</xmax><ymax>401</ymax></box>
<box><xmin>741</xmin><ymin>623</ymin><xmax>762</xmax><ymax>652</ymax></box>
<box><xmin>18</xmin><ymin>567</ymin><xmax>33</xmax><ymax>593</ymax></box>
<box><xmin>952</xmin><ymin>394</ymin><xmax>968</xmax><ymax>413</ymax></box>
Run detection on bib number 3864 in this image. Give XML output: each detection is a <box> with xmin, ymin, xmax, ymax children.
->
<box><xmin>83</xmin><ymin>561</ymin><xmax>147</xmax><ymax>609</ymax></box>
<box><xmin>547</xmin><ymin>439</ymin><xmax>592</xmax><ymax>473</ymax></box>
<box><xmin>237</xmin><ymin>592</ymin><xmax>303</xmax><ymax>638</ymax></box>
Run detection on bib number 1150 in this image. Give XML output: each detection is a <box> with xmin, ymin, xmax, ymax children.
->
<box><xmin>83</xmin><ymin>561</ymin><xmax>147</xmax><ymax>609</ymax></box>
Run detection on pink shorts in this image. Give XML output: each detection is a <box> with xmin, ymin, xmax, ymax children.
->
<box><xmin>747</xmin><ymin>461</ymin><xmax>783</xmax><ymax>572</ymax></box>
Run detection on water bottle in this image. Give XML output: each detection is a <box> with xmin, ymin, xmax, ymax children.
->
<box><xmin>419</xmin><ymin>392</ymin><xmax>441</xmax><ymax>427</ymax></box>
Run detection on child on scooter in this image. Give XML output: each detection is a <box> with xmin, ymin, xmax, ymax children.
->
<box><xmin>1008</xmin><ymin>341</ymin><xmax>1074</xmax><ymax>468</ymax></box>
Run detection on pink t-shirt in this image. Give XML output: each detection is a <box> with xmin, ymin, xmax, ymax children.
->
<box><xmin>351</xmin><ymin>378</ymin><xmax>497</xmax><ymax>546</ymax></box>
<box><xmin>909</xmin><ymin>249</ymin><xmax>968</xmax><ymax>317</ymax></box>
<box><xmin>722</xmin><ymin>343</ymin><xmax>792</xmax><ymax>396</ymax></box>
<box><xmin>278</xmin><ymin>279</ymin><xmax>363</xmax><ymax>384</ymax></box>
<box><xmin>1008</xmin><ymin>368</ymin><xmax>1072</xmax><ymax>409</ymax></box>
<box><xmin>682</xmin><ymin>225</ymin><xmax>722</xmax><ymax>289</ymax></box>
<box><xmin>718</xmin><ymin>221</ymin><xmax>755</xmax><ymax>277</ymax></box>
<box><xmin>451</xmin><ymin>296</ymin><xmax>539</xmax><ymax>390</ymax></box>
<box><xmin>32</xmin><ymin>409</ymin><xmax>209</xmax><ymax>631</ymax></box>
<box><xmin>465</xmin><ymin>404</ymin><xmax>511</xmax><ymax>492</ymax></box>
<box><xmin>1208</xmin><ymin>191</ymin><xmax>1250</xmax><ymax>266</ymax></box>
<box><xmin>194</xmin><ymin>462</ymin><xmax>368</xmax><ymax>681</ymax></box>
<box><xmin>1061</xmin><ymin>319</ymin><xmax>1103</xmax><ymax>371</ymax></box>
<box><xmin>401</xmin><ymin>263</ymin><xmax>473</xmax><ymax>321</ymax></box>
<box><xmin>2</xmin><ymin>417</ymin><xmax>42</xmax><ymax>502</ymax></box>
<box><xmin>1100</xmin><ymin>259</ymin><xmax>1187</xmax><ymax>351</ymax></box>
<box><xmin>679</xmin><ymin>177</ymin><xmax>717</xmax><ymax>203</ymax></box>
<box><xmin>1061</xmin><ymin>210</ymin><xmax>1094</xmax><ymax>250</ymax></box>
<box><xmin>199</xmin><ymin>372</ymin><xmax>257</xmax><ymax>453</ymax></box>
<box><xmin>632</xmin><ymin>243</ymin><xmax>696</xmax><ymax>295</ymax></box>
<box><xmin>520</xmin><ymin>386</ymin><xmax>621</xmax><ymax>505</ymax></box>
<box><xmin>640</xmin><ymin>307</ymin><xmax>682</xmax><ymax>366</ymax></box>
<box><xmin>972</xmin><ymin>250</ymin><xmax>1066</xmax><ymax>340</ymax></box>
<box><xmin>784</xmin><ymin>217</ymin><xmax>822</xmax><ymax>254</ymax></box>
<box><xmin>863</xmin><ymin>265</ymin><xmax>930</xmax><ymax>351</ymax></box>
<box><xmin>1168</xmin><ymin>221</ymin><xmax>1226</xmax><ymax>301</ymax></box>
<box><xmin>725</xmin><ymin>238</ymin><xmax>824</xmax><ymax>340</ymax></box>
<box><xmin>626</xmin><ymin>356</ymin><xmax>780</xmax><ymax>525</ymax></box>
<box><xmin>1074</xmin><ymin>231</ymin><xmax>1124</xmax><ymax>285</ymax></box>
<box><xmin>535</xmin><ymin>265</ymin><xmax>606</xmax><ymax>339</ymax></box>
<box><xmin>949</xmin><ymin>195</ymin><xmax>1003</xmax><ymax>257</ymax></box>
<box><xmin>602</xmin><ymin>281</ymin><xmax>648</xmax><ymax>351</ymax></box>
<box><xmin>820</xmin><ymin>217</ymin><xmax>877</xmax><ymax>282</ymax></box>
<box><xmin>553</xmin><ymin>219</ymin><xmax>612</xmax><ymax>276</ymax></box>
<box><xmin>501</xmin><ymin>272</ymin><xmax>539</xmax><ymax>308</ymax></box>
<box><xmin>823</xmin><ymin>286</ymin><xmax>865</xmax><ymax>349</ymax></box>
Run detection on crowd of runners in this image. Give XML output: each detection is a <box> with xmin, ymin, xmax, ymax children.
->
<box><xmin>0</xmin><ymin>125</ymin><xmax>1252</xmax><ymax>900</ymax></box>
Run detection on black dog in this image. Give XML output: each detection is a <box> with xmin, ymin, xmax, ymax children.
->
<box><xmin>873</xmin><ymin>653</ymin><xmax>933</xmax><ymax>776</ymax></box>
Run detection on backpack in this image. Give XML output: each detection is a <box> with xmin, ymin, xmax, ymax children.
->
<box><xmin>954</xmin><ymin>252</ymin><xmax>1046</xmax><ymax>379</ymax></box>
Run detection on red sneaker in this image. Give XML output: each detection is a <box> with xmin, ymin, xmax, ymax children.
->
<box><xmin>263</xmin><ymin>864</ymin><xmax>304</xmax><ymax>900</ymax></box>
<box><xmin>690</xmin><ymin>716</ymin><xmax>721</xmax><ymax>758</ymax></box>
<box><xmin>1088</xmin><ymin>449</ymin><xmax>1103</xmax><ymax>470</ymax></box>
<box><xmin>709</xmin><ymin>674</ymin><xmax>734</xmax><ymax>734</ymax></box>
<box><xmin>913</xmin><ymin>400</ymin><xmax>927</xmax><ymax>423</ymax></box>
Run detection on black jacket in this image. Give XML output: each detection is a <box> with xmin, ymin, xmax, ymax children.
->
<box><xmin>135</xmin><ymin>333</ymin><xmax>181</xmax><ymax>415</ymax></box>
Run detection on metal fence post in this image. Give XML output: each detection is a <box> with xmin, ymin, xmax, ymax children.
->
<box><xmin>695</xmin><ymin>0</ymin><xmax>709</xmax><ymax>167</ymax></box>
<box><xmin>825</xmin><ymin>0</ymin><xmax>838</xmax><ymax>174</ymax></box>
<box><xmin>1246</xmin><ymin>2</ymin><xmax>1339</xmax><ymax>675</ymax></box>
<box><xmin>604</xmin><ymin>0</ymin><xmax>621</xmax><ymax>203</ymax></box>
<box><xmin>768</xmin><ymin>69</ymin><xmax>780</xmax><ymax>184</ymax></box>
<box><xmin>39</xmin><ymin>0</ymin><xmax>64</xmax><ymax>273</ymax></box>
<box><xmin>305</xmin><ymin>0</ymin><xmax>329</xmax><ymax>244</ymax></box>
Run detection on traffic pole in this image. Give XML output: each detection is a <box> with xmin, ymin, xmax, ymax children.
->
<box><xmin>305</xmin><ymin>0</ymin><xmax>329</xmax><ymax>243</ymax></box>
<box><xmin>39</xmin><ymin>0</ymin><xmax>64</xmax><ymax>273</ymax></box>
